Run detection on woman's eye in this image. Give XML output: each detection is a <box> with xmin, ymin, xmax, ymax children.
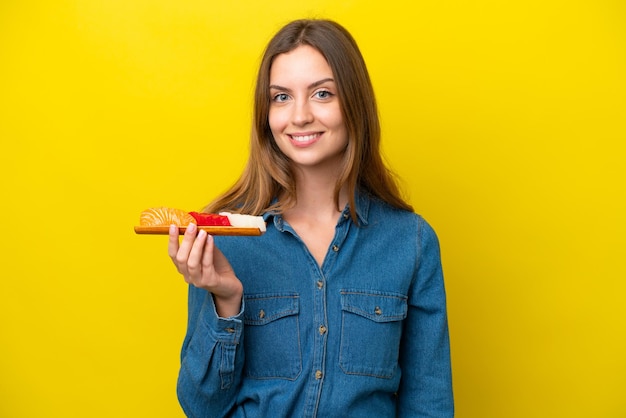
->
<box><xmin>314</xmin><ymin>90</ymin><xmax>333</xmax><ymax>99</ymax></box>
<box><xmin>273</xmin><ymin>93</ymin><xmax>290</xmax><ymax>102</ymax></box>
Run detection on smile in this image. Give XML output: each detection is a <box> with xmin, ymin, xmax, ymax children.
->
<box><xmin>288</xmin><ymin>133</ymin><xmax>322</xmax><ymax>146</ymax></box>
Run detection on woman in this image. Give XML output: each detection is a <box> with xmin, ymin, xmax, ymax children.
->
<box><xmin>169</xmin><ymin>19</ymin><xmax>454</xmax><ymax>417</ymax></box>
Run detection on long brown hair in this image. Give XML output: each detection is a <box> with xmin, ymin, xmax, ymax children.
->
<box><xmin>205</xmin><ymin>19</ymin><xmax>413</xmax><ymax>220</ymax></box>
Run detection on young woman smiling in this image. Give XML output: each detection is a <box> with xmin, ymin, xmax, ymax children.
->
<box><xmin>169</xmin><ymin>19</ymin><xmax>454</xmax><ymax>417</ymax></box>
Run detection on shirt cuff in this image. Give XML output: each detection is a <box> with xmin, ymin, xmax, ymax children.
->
<box><xmin>204</xmin><ymin>293</ymin><xmax>244</xmax><ymax>344</ymax></box>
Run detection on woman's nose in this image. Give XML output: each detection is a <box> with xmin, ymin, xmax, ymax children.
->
<box><xmin>292</xmin><ymin>99</ymin><xmax>313</xmax><ymax>126</ymax></box>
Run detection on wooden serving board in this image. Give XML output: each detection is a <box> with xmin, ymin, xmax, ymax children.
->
<box><xmin>134</xmin><ymin>226</ymin><xmax>263</xmax><ymax>236</ymax></box>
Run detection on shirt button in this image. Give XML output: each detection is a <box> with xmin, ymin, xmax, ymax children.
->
<box><xmin>225</xmin><ymin>327</ymin><xmax>235</xmax><ymax>333</ymax></box>
<box><xmin>374</xmin><ymin>306</ymin><xmax>382</xmax><ymax>315</ymax></box>
<box><xmin>343</xmin><ymin>212</ymin><xmax>349</xmax><ymax>219</ymax></box>
<box><xmin>259</xmin><ymin>309</ymin><xmax>265</xmax><ymax>319</ymax></box>
<box><xmin>315</xmin><ymin>370</ymin><xmax>323</xmax><ymax>379</ymax></box>
<box><xmin>318</xmin><ymin>325</ymin><xmax>327</xmax><ymax>335</ymax></box>
<box><xmin>317</xmin><ymin>280</ymin><xmax>324</xmax><ymax>289</ymax></box>
<box><xmin>332</xmin><ymin>244</ymin><xmax>339</xmax><ymax>252</ymax></box>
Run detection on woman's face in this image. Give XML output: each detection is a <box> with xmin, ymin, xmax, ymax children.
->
<box><xmin>268</xmin><ymin>45</ymin><xmax>348</xmax><ymax>174</ymax></box>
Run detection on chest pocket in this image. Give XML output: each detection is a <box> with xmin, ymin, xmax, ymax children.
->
<box><xmin>243</xmin><ymin>293</ymin><xmax>301</xmax><ymax>380</ymax></box>
<box><xmin>339</xmin><ymin>290</ymin><xmax>408</xmax><ymax>379</ymax></box>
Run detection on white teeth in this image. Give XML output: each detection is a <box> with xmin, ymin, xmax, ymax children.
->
<box><xmin>291</xmin><ymin>134</ymin><xmax>318</xmax><ymax>142</ymax></box>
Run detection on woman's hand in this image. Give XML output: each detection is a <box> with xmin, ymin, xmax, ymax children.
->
<box><xmin>168</xmin><ymin>223</ymin><xmax>243</xmax><ymax>317</ymax></box>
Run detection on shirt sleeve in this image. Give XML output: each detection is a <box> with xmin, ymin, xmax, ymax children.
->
<box><xmin>397</xmin><ymin>217</ymin><xmax>454</xmax><ymax>417</ymax></box>
<box><xmin>176</xmin><ymin>285</ymin><xmax>245</xmax><ymax>418</ymax></box>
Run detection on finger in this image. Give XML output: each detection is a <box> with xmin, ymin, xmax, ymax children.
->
<box><xmin>167</xmin><ymin>224</ymin><xmax>180</xmax><ymax>259</ymax></box>
<box><xmin>168</xmin><ymin>224</ymin><xmax>187</xmax><ymax>276</ymax></box>
<box><xmin>187</xmin><ymin>229</ymin><xmax>208</xmax><ymax>279</ymax></box>
<box><xmin>177</xmin><ymin>223</ymin><xmax>197</xmax><ymax>258</ymax></box>
<box><xmin>201</xmin><ymin>233</ymin><xmax>215</xmax><ymax>271</ymax></box>
<box><xmin>173</xmin><ymin>223</ymin><xmax>197</xmax><ymax>275</ymax></box>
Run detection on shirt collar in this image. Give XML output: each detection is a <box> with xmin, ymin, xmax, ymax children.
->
<box><xmin>263</xmin><ymin>188</ymin><xmax>371</xmax><ymax>229</ymax></box>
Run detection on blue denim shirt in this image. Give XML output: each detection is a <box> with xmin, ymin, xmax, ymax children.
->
<box><xmin>177</xmin><ymin>192</ymin><xmax>454</xmax><ymax>417</ymax></box>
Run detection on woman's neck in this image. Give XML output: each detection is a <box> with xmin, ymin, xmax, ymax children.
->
<box><xmin>281</xmin><ymin>167</ymin><xmax>349</xmax><ymax>267</ymax></box>
<box><xmin>285</xmin><ymin>166</ymin><xmax>348</xmax><ymax>222</ymax></box>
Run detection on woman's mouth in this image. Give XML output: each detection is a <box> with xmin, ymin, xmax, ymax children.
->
<box><xmin>288</xmin><ymin>132</ymin><xmax>322</xmax><ymax>146</ymax></box>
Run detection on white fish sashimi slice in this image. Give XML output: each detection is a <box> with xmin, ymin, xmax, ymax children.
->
<box><xmin>219</xmin><ymin>212</ymin><xmax>267</xmax><ymax>232</ymax></box>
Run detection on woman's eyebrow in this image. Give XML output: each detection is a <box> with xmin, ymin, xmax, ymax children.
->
<box><xmin>269</xmin><ymin>84</ymin><xmax>290</xmax><ymax>92</ymax></box>
<box><xmin>269</xmin><ymin>78</ymin><xmax>335</xmax><ymax>91</ymax></box>
<box><xmin>308</xmin><ymin>77</ymin><xmax>335</xmax><ymax>88</ymax></box>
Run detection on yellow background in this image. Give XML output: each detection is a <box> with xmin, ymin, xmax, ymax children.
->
<box><xmin>1</xmin><ymin>0</ymin><xmax>624</xmax><ymax>417</ymax></box>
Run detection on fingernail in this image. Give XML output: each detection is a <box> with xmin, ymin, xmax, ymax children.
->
<box><xmin>169</xmin><ymin>224</ymin><xmax>176</xmax><ymax>234</ymax></box>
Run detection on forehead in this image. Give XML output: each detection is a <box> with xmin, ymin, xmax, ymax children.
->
<box><xmin>269</xmin><ymin>45</ymin><xmax>334</xmax><ymax>84</ymax></box>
